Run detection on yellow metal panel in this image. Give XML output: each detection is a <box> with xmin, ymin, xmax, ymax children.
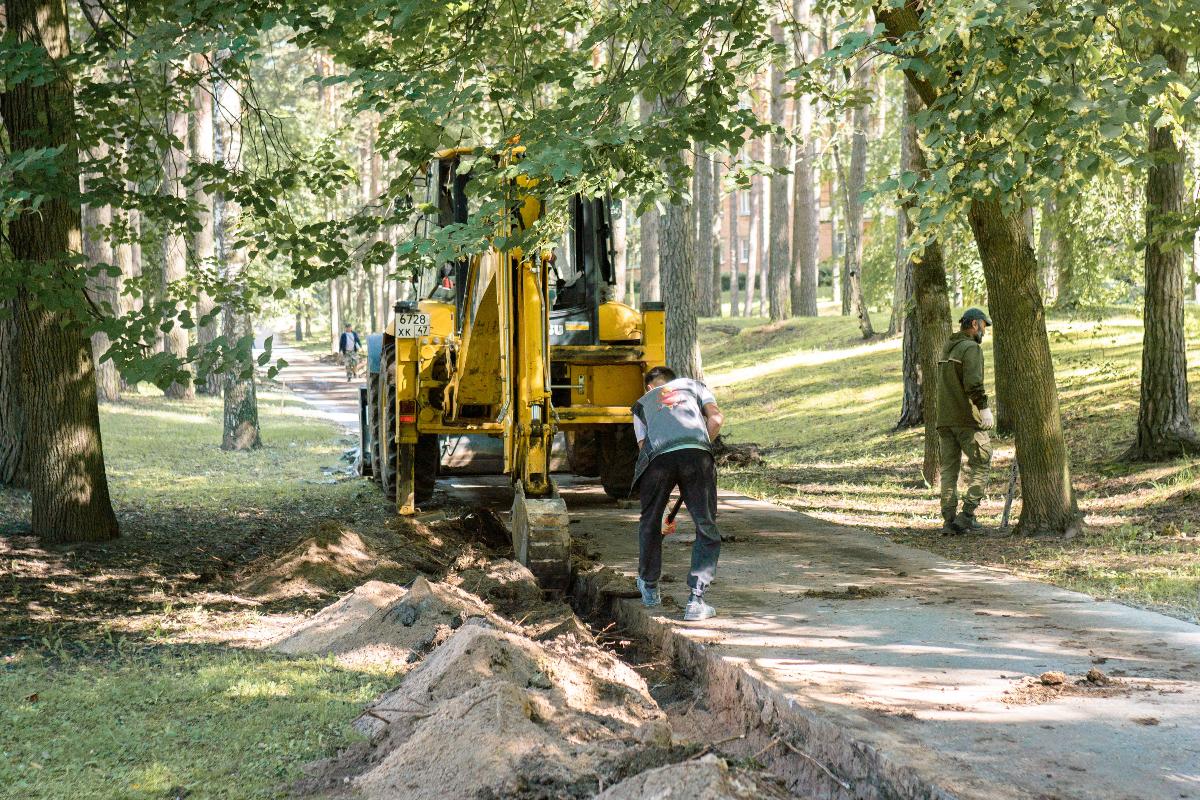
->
<box><xmin>590</xmin><ymin>364</ymin><xmax>644</xmax><ymax>407</ymax></box>
<box><xmin>419</xmin><ymin>300</ymin><xmax>455</xmax><ymax>337</ymax></box>
<box><xmin>454</xmin><ymin>263</ymin><xmax>502</xmax><ymax>407</ymax></box>
<box><xmin>598</xmin><ymin>302</ymin><xmax>642</xmax><ymax>343</ymax></box>
<box><xmin>642</xmin><ymin>308</ymin><xmax>666</xmax><ymax>367</ymax></box>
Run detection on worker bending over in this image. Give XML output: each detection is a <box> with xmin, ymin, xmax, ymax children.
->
<box><xmin>937</xmin><ymin>307</ymin><xmax>994</xmax><ymax>534</ymax></box>
<box><xmin>631</xmin><ymin>366</ymin><xmax>724</xmax><ymax>621</ymax></box>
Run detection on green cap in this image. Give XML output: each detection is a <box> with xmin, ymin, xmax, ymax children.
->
<box><xmin>960</xmin><ymin>307</ymin><xmax>992</xmax><ymax>326</ymax></box>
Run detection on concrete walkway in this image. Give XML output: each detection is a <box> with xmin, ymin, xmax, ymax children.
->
<box><xmin>263</xmin><ymin>337</ymin><xmax>362</xmax><ymax>432</ymax></box>
<box><xmin>553</xmin><ymin>478</ymin><xmax>1200</xmax><ymax>800</ymax></box>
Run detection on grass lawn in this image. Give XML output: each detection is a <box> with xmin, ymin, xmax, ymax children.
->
<box><xmin>0</xmin><ymin>386</ymin><xmax>395</xmax><ymax>799</ymax></box>
<box><xmin>704</xmin><ymin>304</ymin><xmax>1200</xmax><ymax>622</ymax></box>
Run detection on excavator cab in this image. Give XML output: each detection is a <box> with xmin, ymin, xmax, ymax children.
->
<box><xmin>363</xmin><ymin>147</ymin><xmax>664</xmax><ymax>588</ymax></box>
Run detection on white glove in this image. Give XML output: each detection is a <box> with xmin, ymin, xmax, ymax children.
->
<box><xmin>979</xmin><ymin>407</ymin><xmax>995</xmax><ymax>430</ymax></box>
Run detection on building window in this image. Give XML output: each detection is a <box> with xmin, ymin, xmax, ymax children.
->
<box><xmin>739</xmin><ymin>191</ymin><xmax>750</xmax><ymax>216</ymax></box>
<box><xmin>740</xmin><ymin>240</ymin><xmax>750</xmax><ymax>264</ymax></box>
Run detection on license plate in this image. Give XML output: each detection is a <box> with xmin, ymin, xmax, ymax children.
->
<box><xmin>395</xmin><ymin>312</ymin><xmax>431</xmax><ymax>338</ymax></box>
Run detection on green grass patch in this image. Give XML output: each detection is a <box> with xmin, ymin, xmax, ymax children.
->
<box><xmin>705</xmin><ymin>305</ymin><xmax>1200</xmax><ymax>621</ymax></box>
<box><xmin>0</xmin><ymin>646</ymin><xmax>389</xmax><ymax>799</ymax></box>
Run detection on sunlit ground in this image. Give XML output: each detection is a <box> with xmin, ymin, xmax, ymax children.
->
<box><xmin>706</xmin><ymin>303</ymin><xmax>1200</xmax><ymax>621</ymax></box>
<box><xmin>0</xmin><ymin>386</ymin><xmax>389</xmax><ymax>799</ymax></box>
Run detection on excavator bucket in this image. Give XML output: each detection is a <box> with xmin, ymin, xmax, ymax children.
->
<box><xmin>510</xmin><ymin>481</ymin><xmax>571</xmax><ymax>591</ymax></box>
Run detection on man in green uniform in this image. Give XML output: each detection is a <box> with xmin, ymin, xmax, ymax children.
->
<box><xmin>937</xmin><ymin>308</ymin><xmax>994</xmax><ymax>534</ymax></box>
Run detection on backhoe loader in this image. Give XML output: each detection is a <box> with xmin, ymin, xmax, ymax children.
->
<box><xmin>362</xmin><ymin>147</ymin><xmax>665</xmax><ymax>589</ymax></box>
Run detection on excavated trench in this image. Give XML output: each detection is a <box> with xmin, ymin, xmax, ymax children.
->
<box><xmin>569</xmin><ymin>565</ymin><xmax>950</xmax><ymax>800</ymax></box>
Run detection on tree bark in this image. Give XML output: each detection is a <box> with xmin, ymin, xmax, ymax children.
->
<box><xmin>613</xmin><ymin>197</ymin><xmax>627</xmax><ymax>303</ymax></box>
<box><xmin>2</xmin><ymin>0</ymin><xmax>119</xmax><ymax>542</ymax></box>
<box><xmin>875</xmin><ymin>4</ymin><xmax>1079</xmax><ymax>533</ymax></box>
<box><xmin>728</xmin><ymin>187</ymin><xmax>740</xmax><ymax>316</ymax></box>
<box><xmin>1038</xmin><ymin>197</ymin><xmax>1058</xmax><ymax>303</ymax></box>
<box><xmin>659</xmin><ymin>156</ymin><xmax>702</xmax><ymax>379</ymax></box>
<box><xmin>192</xmin><ymin>53</ymin><xmax>221</xmax><ymax>395</ymax></box>
<box><xmin>744</xmin><ymin>159</ymin><xmax>761</xmax><ymax>316</ymax></box>
<box><xmin>900</xmin><ymin>85</ymin><xmax>952</xmax><ymax>474</ymax></box>
<box><xmin>214</xmin><ymin>62</ymin><xmax>261</xmax><ymax>450</ymax></box>
<box><xmin>0</xmin><ymin>299</ymin><xmax>28</xmax><ymax>488</ymax></box>
<box><xmin>834</xmin><ymin>97</ymin><xmax>874</xmax><ymax>338</ymax></box>
<box><xmin>790</xmin><ymin>0</ymin><xmax>819</xmax><ymax>317</ymax></box>
<box><xmin>82</xmin><ymin>138</ymin><xmax>120</xmax><ymax>402</ymax></box>
<box><xmin>162</xmin><ymin>60</ymin><xmax>194</xmax><ymax>400</ymax></box>
<box><xmin>711</xmin><ymin>157</ymin><xmax>723</xmax><ymax>316</ymax></box>
<box><xmin>1123</xmin><ymin>45</ymin><xmax>1199</xmax><ymax>461</ymax></box>
<box><xmin>767</xmin><ymin>20</ymin><xmax>791</xmax><ymax>322</ymax></box>
<box><xmin>638</xmin><ymin>89</ymin><xmax>660</xmax><ymax>304</ymax></box>
<box><xmin>968</xmin><ymin>197</ymin><xmax>1078</xmax><ymax>533</ymax></box>
<box><xmin>694</xmin><ymin>146</ymin><xmax>716</xmax><ymax>316</ymax></box>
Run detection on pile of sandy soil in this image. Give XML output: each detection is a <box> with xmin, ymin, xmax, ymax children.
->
<box><xmin>235</xmin><ymin>510</ymin><xmax>487</xmax><ymax>602</ymax></box>
<box><xmin>597</xmin><ymin>754</ymin><xmax>788</xmax><ymax>799</ymax></box>
<box><xmin>268</xmin><ymin>577</ymin><xmax>497</xmax><ymax>669</ymax></box>
<box><xmin>297</xmin><ymin>620</ymin><xmax>680</xmax><ymax>799</ymax></box>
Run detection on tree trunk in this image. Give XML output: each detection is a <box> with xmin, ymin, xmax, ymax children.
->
<box><xmin>638</xmin><ymin>89</ymin><xmax>660</xmax><ymax>304</ymax></box>
<box><xmin>0</xmin><ymin>299</ymin><xmax>28</xmax><ymax>488</ymax></box>
<box><xmin>1038</xmin><ymin>197</ymin><xmax>1058</xmax><ymax>303</ymax></box>
<box><xmin>613</xmin><ymin>197</ymin><xmax>627</xmax><ymax>303</ymax></box>
<box><xmin>874</xmin><ymin>5</ymin><xmax>1079</xmax><ymax>533</ymax></box>
<box><xmin>899</xmin><ymin>84</ymin><xmax>952</xmax><ymax>480</ymax></box>
<box><xmin>214</xmin><ymin>61</ymin><xmax>261</xmax><ymax>451</ymax></box>
<box><xmin>728</xmin><ymin>188</ymin><xmax>740</xmax><ymax>316</ymax></box>
<box><xmin>659</xmin><ymin>156</ymin><xmax>702</xmax><ymax>379</ymax></box>
<box><xmin>835</xmin><ymin>98</ymin><xmax>874</xmax><ymax>338</ymax></box>
<box><xmin>329</xmin><ymin>276</ymin><xmax>341</xmax><ymax>353</ymax></box>
<box><xmin>711</xmin><ymin>157</ymin><xmax>723</xmax><ymax>316</ymax></box>
<box><xmin>82</xmin><ymin>142</ymin><xmax>120</xmax><ymax>402</ymax></box>
<box><xmin>744</xmin><ymin>164</ymin><xmax>761</xmax><ymax>316</ymax></box>
<box><xmin>1055</xmin><ymin>195</ymin><xmax>1076</xmax><ymax>308</ymax></box>
<box><xmin>192</xmin><ymin>53</ymin><xmax>221</xmax><ymax>395</ymax></box>
<box><xmin>694</xmin><ymin>146</ymin><xmax>716</xmax><ymax>316</ymax></box>
<box><xmin>161</xmin><ymin>60</ymin><xmax>194</xmax><ymax>400</ymax></box>
<box><xmin>896</xmin><ymin>87</ymin><xmax>948</xmax><ymax>459</ymax></box>
<box><xmin>967</xmin><ymin>197</ymin><xmax>1078</xmax><ymax>533</ymax></box>
<box><xmin>2</xmin><ymin>0</ymin><xmax>119</xmax><ymax>542</ymax></box>
<box><xmin>790</xmin><ymin>0</ymin><xmax>819</xmax><ymax>317</ymax></box>
<box><xmin>767</xmin><ymin>21</ymin><xmax>791</xmax><ymax>322</ymax></box>
<box><xmin>1123</xmin><ymin>45</ymin><xmax>1200</xmax><ymax>461</ymax></box>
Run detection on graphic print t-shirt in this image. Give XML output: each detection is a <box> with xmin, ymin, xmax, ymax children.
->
<box><xmin>632</xmin><ymin>378</ymin><xmax>717</xmax><ymax>457</ymax></box>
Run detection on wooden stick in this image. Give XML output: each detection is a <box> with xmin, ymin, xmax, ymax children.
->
<box><xmin>777</xmin><ymin>737</ymin><xmax>851</xmax><ymax>791</ymax></box>
<box><xmin>1001</xmin><ymin>460</ymin><xmax>1019</xmax><ymax>531</ymax></box>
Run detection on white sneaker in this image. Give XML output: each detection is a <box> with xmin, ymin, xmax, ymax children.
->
<box><xmin>636</xmin><ymin>577</ymin><xmax>661</xmax><ymax>607</ymax></box>
<box><xmin>683</xmin><ymin>596</ymin><xmax>716</xmax><ymax>621</ymax></box>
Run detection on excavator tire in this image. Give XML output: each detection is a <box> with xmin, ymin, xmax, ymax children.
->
<box><xmin>368</xmin><ymin>374</ymin><xmax>382</xmax><ymax>485</ymax></box>
<box><xmin>379</xmin><ymin>339</ymin><xmax>398</xmax><ymax>502</ymax></box>
<box><xmin>414</xmin><ymin>434</ymin><xmax>440</xmax><ymax>505</ymax></box>
<box><xmin>566</xmin><ymin>431</ymin><xmax>600</xmax><ymax>477</ymax></box>
<box><xmin>597</xmin><ymin>424</ymin><xmax>638</xmax><ymax>500</ymax></box>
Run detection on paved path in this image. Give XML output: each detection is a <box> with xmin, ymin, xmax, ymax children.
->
<box><xmin>264</xmin><ymin>337</ymin><xmax>362</xmax><ymax>432</ymax></box>
<box><xmin>450</xmin><ymin>475</ymin><xmax>1200</xmax><ymax>800</ymax></box>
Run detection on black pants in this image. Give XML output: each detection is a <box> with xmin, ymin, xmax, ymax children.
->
<box><xmin>637</xmin><ymin>448</ymin><xmax>721</xmax><ymax>595</ymax></box>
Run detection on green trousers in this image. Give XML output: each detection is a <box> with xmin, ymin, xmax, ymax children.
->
<box><xmin>938</xmin><ymin>426</ymin><xmax>992</xmax><ymax>521</ymax></box>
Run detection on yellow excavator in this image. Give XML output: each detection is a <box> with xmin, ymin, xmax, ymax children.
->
<box><xmin>362</xmin><ymin>147</ymin><xmax>665</xmax><ymax>589</ymax></box>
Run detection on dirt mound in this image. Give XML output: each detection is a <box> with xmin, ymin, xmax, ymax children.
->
<box><xmin>451</xmin><ymin>557</ymin><xmax>543</xmax><ymax>613</ymax></box>
<box><xmin>302</xmin><ymin>621</ymin><xmax>677</xmax><ymax>799</ymax></box>
<box><xmin>596</xmin><ymin>755</ymin><xmax>773</xmax><ymax>799</ymax></box>
<box><xmin>268</xmin><ymin>577</ymin><xmax>497</xmax><ymax>668</ymax></box>
<box><xmin>235</xmin><ymin>510</ymin><xmax>483</xmax><ymax>603</ymax></box>
<box><xmin>237</xmin><ymin>522</ymin><xmax>414</xmax><ymax>602</ymax></box>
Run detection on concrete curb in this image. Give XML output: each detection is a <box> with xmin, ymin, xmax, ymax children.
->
<box><xmin>573</xmin><ymin>567</ymin><xmax>960</xmax><ymax>800</ymax></box>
